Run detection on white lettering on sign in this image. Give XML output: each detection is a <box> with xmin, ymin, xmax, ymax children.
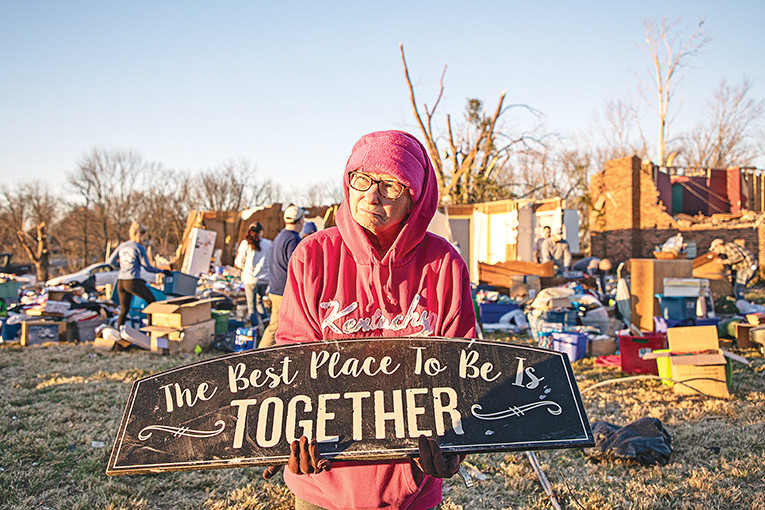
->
<box><xmin>320</xmin><ymin>294</ymin><xmax>436</xmax><ymax>336</ymax></box>
<box><xmin>317</xmin><ymin>393</ymin><xmax>340</xmax><ymax>442</ymax></box>
<box><xmin>459</xmin><ymin>349</ymin><xmax>501</xmax><ymax>382</ymax></box>
<box><xmin>405</xmin><ymin>388</ymin><xmax>430</xmax><ymax>437</ymax></box>
<box><xmin>229</xmin><ymin>387</ymin><xmax>464</xmax><ymax>449</ymax></box>
<box><xmin>344</xmin><ymin>391</ymin><xmax>371</xmax><ymax>440</ymax></box>
<box><xmin>286</xmin><ymin>395</ymin><xmax>313</xmax><ymax>443</ymax></box>
<box><xmin>412</xmin><ymin>346</ymin><xmax>448</xmax><ymax>376</ymax></box>
<box><xmin>256</xmin><ymin>397</ymin><xmax>283</xmax><ymax>448</ymax></box>
<box><xmin>309</xmin><ymin>350</ymin><xmax>400</xmax><ymax>379</ymax></box>
<box><xmin>227</xmin><ymin>356</ymin><xmax>297</xmax><ymax>393</ymax></box>
<box><xmin>512</xmin><ymin>357</ymin><xmax>545</xmax><ymax>389</ymax></box>
<box><xmin>374</xmin><ymin>389</ymin><xmax>405</xmax><ymax>439</ymax></box>
<box><xmin>433</xmin><ymin>386</ymin><xmax>463</xmax><ymax>435</ymax></box>
<box><xmin>159</xmin><ymin>382</ymin><xmax>217</xmax><ymax>413</ymax></box>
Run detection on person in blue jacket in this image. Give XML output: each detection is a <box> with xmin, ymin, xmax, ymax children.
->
<box><xmin>107</xmin><ymin>221</ymin><xmax>169</xmax><ymax>327</ymax></box>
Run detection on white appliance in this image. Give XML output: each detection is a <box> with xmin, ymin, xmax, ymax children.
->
<box><xmin>181</xmin><ymin>228</ymin><xmax>217</xmax><ymax>276</ymax></box>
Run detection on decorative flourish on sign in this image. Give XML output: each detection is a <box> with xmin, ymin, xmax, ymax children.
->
<box><xmin>471</xmin><ymin>401</ymin><xmax>562</xmax><ymax>420</ymax></box>
<box><xmin>139</xmin><ymin>420</ymin><xmax>226</xmax><ymax>440</ymax></box>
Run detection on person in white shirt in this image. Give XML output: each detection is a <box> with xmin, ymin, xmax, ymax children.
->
<box><xmin>234</xmin><ymin>222</ymin><xmax>272</xmax><ymax>332</ymax></box>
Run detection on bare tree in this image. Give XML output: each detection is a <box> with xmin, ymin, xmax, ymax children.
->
<box><xmin>681</xmin><ymin>78</ymin><xmax>764</xmax><ymax>168</ymax></box>
<box><xmin>193</xmin><ymin>159</ymin><xmax>263</xmax><ymax>211</ymax></box>
<box><xmin>16</xmin><ymin>222</ymin><xmax>49</xmax><ymax>282</ymax></box>
<box><xmin>136</xmin><ymin>169</ymin><xmax>195</xmax><ymax>257</ymax></box>
<box><xmin>69</xmin><ymin>148</ymin><xmax>148</xmax><ymax>256</ymax></box>
<box><xmin>594</xmin><ymin>98</ymin><xmax>647</xmax><ymax>161</ymax></box>
<box><xmin>291</xmin><ymin>180</ymin><xmax>345</xmax><ymax>207</ymax></box>
<box><xmin>0</xmin><ymin>185</ymin><xmax>28</xmax><ymax>259</ymax></box>
<box><xmin>400</xmin><ymin>44</ymin><xmax>544</xmax><ymax>204</ymax></box>
<box><xmin>53</xmin><ymin>203</ymin><xmax>103</xmax><ymax>271</ymax></box>
<box><xmin>642</xmin><ymin>17</ymin><xmax>707</xmax><ymax>167</ymax></box>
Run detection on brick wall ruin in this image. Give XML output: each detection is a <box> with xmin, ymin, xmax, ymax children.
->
<box><xmin>589</xmin><ymin>155</ymin><xmax>765</xmax><ymax>267</ymax></box>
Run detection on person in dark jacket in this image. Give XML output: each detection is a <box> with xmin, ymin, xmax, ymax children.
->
<box><xmin>259</xmin><ymin>205</ymin><xmax>304</xmax><ymax>348</ymax></box>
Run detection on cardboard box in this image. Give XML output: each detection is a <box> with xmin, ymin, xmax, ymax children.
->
<box><xmin>21</xmin><ymin>320</ymin><xmax>61</xmax><ymax>346</ymax></box>
<box><xmin>142</xmin><ymin>296</ymin><xmax>218</xmax><ymax>329</ymax></box>
<box><xmin>142</xmin><ymin>319</ymin><xmax>215</xmax><ymax>354</ymax></box>
<box><xmin>735</xmin><ymin>322</ymin><xmax>755</xmax><ymax>349</ymax></box>
<box><xmin>589</xmin><ymin>336</ymin><xmax>617</xmax><ymax>357</ymax></box>
<box><xmin>645</xmin><ymin>325</ymin><xmax>729</xmax><ymax>398</ymax></box>
<box><xmin>508</xmin><ymin>274</ymin><xmax>541</xmax><ymax>299</ymax></box>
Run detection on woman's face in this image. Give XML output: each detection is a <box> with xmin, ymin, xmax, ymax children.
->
<box><xmin>349</xmin><ymin>171</ymin><xmax>413</xmax><ymax>237</ymax></box>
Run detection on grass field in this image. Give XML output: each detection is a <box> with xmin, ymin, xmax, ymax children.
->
<box><xmin>1</xmin><ymin>334</ymin><xmax>764</xmax><ymax>510</ymax></box>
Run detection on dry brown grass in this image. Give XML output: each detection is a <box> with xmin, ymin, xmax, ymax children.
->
<box><xmin>1</xmin><ymin>337</ymin><xmax>764</xmax><ymax>510</ymax></box>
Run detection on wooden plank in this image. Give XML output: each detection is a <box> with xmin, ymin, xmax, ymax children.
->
<box><xmin>629</xmin><ymin>259</ymin><xmax>693</xmax><ymax>331</ymax></box>
<box><xmin>107</xmin><ymin>337</ymin><xmax>594</xmax><ymax>475</ymax></box>
<box><xmin>479</xmin><ymin>260</ymin><xmax>554</xmax><ymax>281</ymax></box>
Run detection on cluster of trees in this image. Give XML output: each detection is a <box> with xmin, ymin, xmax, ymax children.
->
<box><xmin>2</xmin><ymin>18</ymin><xmax>762</xmax><ymax>279</ymax></box>
<box><xmin>397</xmin><ymin>18</ymin><xmax>762</xmax><ymax>248</ymax></box>
<box><xmin>0</xmin><ymin>151</ymin><xmax>341</xmax><ymax>279</ymax></box>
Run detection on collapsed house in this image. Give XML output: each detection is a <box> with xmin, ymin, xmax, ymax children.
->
<box><xmin>589</xmin><ymin>155</ymin><xmax>765</xmax><ymax>265</ymax></box>
<box><xmin>444</xmin><ymin>198</ymin><xmax>579</xmax><ymax>284</ymax></box>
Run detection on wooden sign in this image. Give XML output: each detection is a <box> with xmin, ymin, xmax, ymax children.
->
<box><xmin>107</xmin><ymin>337</ymin><xmax>594</xmax><ymax>476</ymax></box>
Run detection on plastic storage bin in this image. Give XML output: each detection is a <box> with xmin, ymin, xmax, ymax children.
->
<box><xmin>0</xmin><ymin>280</ymin><xmax>20</xmax><ymax>304</ymax></box>
<box><xmin>663</xmin><ymin>316</ymin><xmax>720</xmax><ymax>328</ymax></box>
<box><xmin>552</xmin><ymin>331</ymin><xmax>587</xmax><ymax>362</ymax></box>
<box><xmin>618</xmin><ymin>331</ymin><xmax>667</xmax><ymax>374</ymax></box>
<box><xmin>479</xmin><ymin>302</ymin><xmax>520</xmax><ymax>323</ymax></box>
<box><xmin>163</xmin><ymin>271</ymin><xmax>199</xmax><ymax>297</ymax></box>
<box><xmin>211</xmin><ymin>309</ymin><xmax>230</xmax><ymax>335</ymax></box>
<box><xmin>1</xmin><ymin>319</ymin><xmax>22</xmax><ymax>341</ymax></box>
<box><xmin>655</xmin><ymin>294</ymin><xmax>697</xmax><ymax>321</ymax></box>
<box><xmin>541</xmin><ymin>309</ymin><xmax>578</xmax><ymax>325</ymax></box>
<box><xmin>66</xmin><ymin>318</ymin><xmax>108</xmax><ymax>343</ymax></box>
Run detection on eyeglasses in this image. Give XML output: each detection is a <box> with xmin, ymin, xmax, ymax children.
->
<box><xmin>349</xmin><ymin>171</ymin><xmax>408</xmax><ymax>200</ymax></box>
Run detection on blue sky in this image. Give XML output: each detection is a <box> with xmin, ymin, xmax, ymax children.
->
<box><xmin>1</xmin><ymin>1</ymin><xmax>763</xmax><ymax>195</ymax></box>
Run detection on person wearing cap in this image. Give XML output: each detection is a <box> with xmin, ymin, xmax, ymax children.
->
<box><xmin>540</xmin><ymin>227</ymin><xmax>572</xmax><ymax>274</ymax></box>
<box><xmin>234</xmin><ymin>222</ymin><xmax>272</xmax><ymax>333</ymax></box>
<box><xmin>259</xmin><ymin>204</ymin><xmax>305</xmax><ymax>348</ymax></box>
<box><xmin>709</xmin><ymin>238</ymin><xmax>758</xmax><ymax>300</ymax></box>
<box><xmin>262</xmin><ymin>130</ymin><xmax>476</xmax><ymax>510</ymax></box>
<box><xmin>107</xmin><ymin>221</ymin><xmax>170</xmax><ymax>327</ymax></box>
<box><xmin>301</xmin><ymin>220</ymin><xmax>317</xmax><ymax>238</ymax></box>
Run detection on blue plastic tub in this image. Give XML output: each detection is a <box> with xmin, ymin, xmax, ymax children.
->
<box><xmin>479</xmin><ymin>302</ymin><xmax>520</xmax><ymax>323</ymax></box>
<box><xmin>655</xmin><ymin>294</ymin><xmax>697</xmax><ymax>321</ymax></box>
<box><xmin>552</xmin><ymin>332</ymin><xmax>587</xmax><ymax>362</ymax></box>
<box><xmin>228</xmin><ymin>319</ymin><xmax>245</xmax><ymax>332</ymax></box>
<box><xmin>163</xmin><ymin>271</ymin><xmax>199</xmax><ymax>297</ymax></box>
<box><xmin>1</xmin><ymin>320</ymin><xmax>21</xmax><ymax>341</ymax></box>
<box><xmin>664</xmin><ymin>316</ymin><xmax>721</xmax><ymax>328</ymax></box>
<box><xmin>541</xmin><ymin>309</ymin><xmax>578</xmax><ymax>326</ymax></box>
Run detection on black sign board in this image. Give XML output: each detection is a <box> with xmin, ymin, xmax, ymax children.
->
<box><xmin>107</xmin><ymin>337</ymin><xmax>593</xmax><ymax>475</ymax></box>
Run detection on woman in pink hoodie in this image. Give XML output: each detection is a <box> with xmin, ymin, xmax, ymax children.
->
<box><xmin>267</xmin><ymin>130</ymin><xmax>477</xmax><ymax>510</ymax></box>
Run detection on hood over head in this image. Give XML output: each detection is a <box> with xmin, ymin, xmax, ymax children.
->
<box><xmin>335</xmin><ymin>130</ymin><xmax>438</xmax><ymax>311</ymax></box>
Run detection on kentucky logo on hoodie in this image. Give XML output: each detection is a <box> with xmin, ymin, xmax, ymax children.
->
<box><xmin>320</xmin><ymin>294</ymin><xmax>436</xmax><ymax>337</ymax></box>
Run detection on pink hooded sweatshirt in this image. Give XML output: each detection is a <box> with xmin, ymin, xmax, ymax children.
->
<box><xmin>276</xmin><ymin>130</ymin><xmax>476</xmax><ymax>510</ymax></box>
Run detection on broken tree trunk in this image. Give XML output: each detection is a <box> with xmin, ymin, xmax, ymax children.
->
<box><xmin>17</xmin><ymin>222</ymin><xmax>49</xmax><ymax>283</ymax></box>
